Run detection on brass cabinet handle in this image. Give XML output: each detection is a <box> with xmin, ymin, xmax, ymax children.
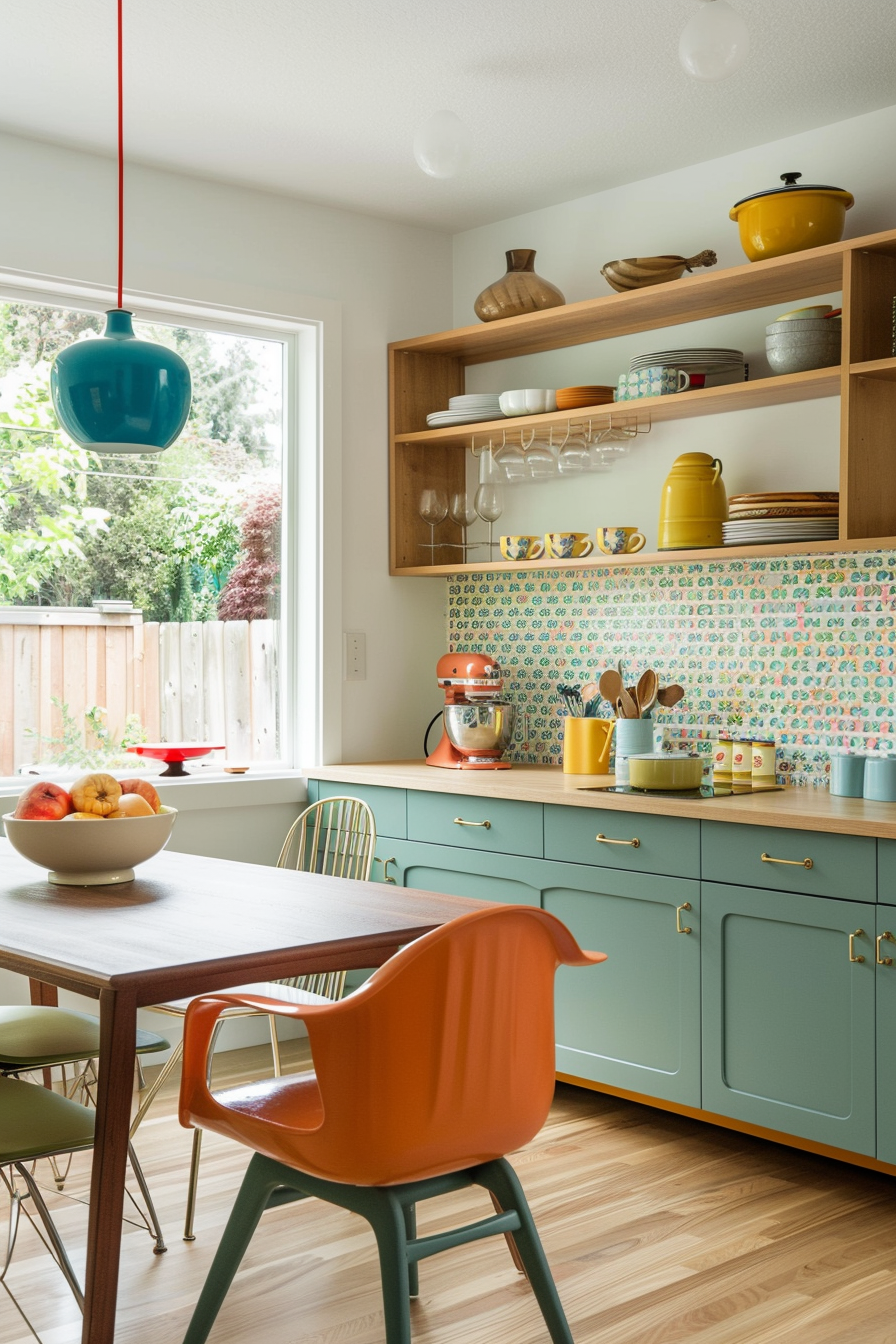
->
<box><xmin>595</xmin><ymin>832</ymin><xmax>641</xmax><ymax>849</ymax></box>
<box><xmin>676</xmin><ymin>902</ymin><xmax>692</xmax><ymax>935</ymax></box>
<box><xmin>760</xmin><ymin>851</ymin><xmax>813</xmax><ymax>870</ymax></box>
<box><xmin>453</xmin><ymin>817</ymin><xmax>491</xmax><ymax>829</ymax></box>
<box><xmin>877</xmin><ymin>931</ymin><xmax>895</xmax><ymax>966</ymax></box>
<box><xmin>373</xmin><ymin>855</ymin><xmax>397</xmax><ymax>884</ymax></box>
<box><xmin>849</xmin><ymin>929</ymin><xmax>866</xmax><ymax>963</ymax></box>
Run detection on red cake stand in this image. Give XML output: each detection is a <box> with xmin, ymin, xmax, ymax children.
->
<box><xmin>126</xmin><ymin>743</ymin><xmax>225</xmax><ymax>777</ymax></box>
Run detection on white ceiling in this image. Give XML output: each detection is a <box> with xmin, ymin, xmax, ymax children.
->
<box><xmin>3</xmin><ymin>0</ymin><xmax>896</xmax><ymax>232</ymax></box>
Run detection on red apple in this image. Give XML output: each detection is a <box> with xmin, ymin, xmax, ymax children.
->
<box><xmin>14</xmin><ymin>781</ymin><xmax>73</xmax><ymax>820</ymax></box>
<box><xmin>118</xmin><ymin>778</ymin><xmax>161</xmax><ymax>813</ymax></box>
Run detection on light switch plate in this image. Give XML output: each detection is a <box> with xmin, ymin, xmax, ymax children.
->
<box><xmin>344</xmin><ymin>631</ymin><xmax>366</xmax><ymax>681</ymax></box>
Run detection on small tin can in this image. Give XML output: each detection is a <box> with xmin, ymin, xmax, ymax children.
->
<box><xmin>752</xmin><ymin>739</ymin><xmax>776</xmax><ymax>784</ymax></box>
<box><xmin>712</xmin><ymin>737</ymin><xmax>733</xmax><ymax>783</ymax></box>
<box><xmin>732</xmin><ymin>739</ymin><xmax>752</xmax><ymax>783</ymax></box>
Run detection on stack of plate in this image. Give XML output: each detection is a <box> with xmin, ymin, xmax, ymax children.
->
<box><xmin>556</xmin><ymin>385</ymin><xmax>615</xmax><ymax>410</ymax></box>
<box><xmin>724</xmin><ymin>491</ymin><xmax>839</xmax><ymax>544</ymax></box>
<box><xmin>426</xmin><ymin>393</ymin><xmax>504</xmax><ymax>428</ymax></box>
<box><xmin>630</xmin><ymin>347</ymin><xmax>747</xmax><ymax>387</ymax></box>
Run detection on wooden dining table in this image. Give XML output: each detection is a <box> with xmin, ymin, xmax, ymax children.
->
<box><xmin>0</xmin><ymin>840</ymin><xmax>486</xmax><ymax>1344</ymax></box>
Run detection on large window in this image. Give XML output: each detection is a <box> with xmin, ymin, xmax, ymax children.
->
<box><xmin>0</xmin><ymin>296</ymin><xmax>290</xmax><ymax>777</ymax></box>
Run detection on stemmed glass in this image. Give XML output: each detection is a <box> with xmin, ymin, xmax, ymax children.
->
<box><xmin>474</xmin><ymin>482</ymin><xmax>504</xmax><ymax>556</ymax></box>
<box><xmin>449</xmin><ymin>491</ymin><xmax>478</xmax><ymax>556</ymax></box>
<box><xmin>418</xmin><ymin>488</ymin><xmax>448</xmax><ymax>554</ymax></box>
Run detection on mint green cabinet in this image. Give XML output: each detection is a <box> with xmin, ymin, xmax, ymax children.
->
<box><xmin>308</xmin><ymin>780</ymin><xmax>407</xmax><ymax>839</ymax></box>
<box><xmin>702</xmin><ymin>882</ymin><xmax>876</xmax><ymax>1154</ymax></box>
<box><xmin>702</xmin><ymin>821</ymin><xmax>876</xmax><ymax>900</ymax></box>
<box><xmin>876</xmin><ymin>909</ymin><xmax>896</xmax><ymax>1165</ymax></box>
<box><xmin>544</xmin><ymin>866</ymin><xmax>700</xmax><ymax>1106</ymax></box>
<box><xmin>370</xmin><ymin>837</ymin><xmax>544</xmax><ymax>906</ymax></box>
<box><xmin>545</xmin><ymin>804</ymin><xmax>699</xmax><ymax>878</ymax></box>
<box><xmin>407</xmin><ymin>790</ymin><xmax>543</xmax><ymax>857</ymax></box>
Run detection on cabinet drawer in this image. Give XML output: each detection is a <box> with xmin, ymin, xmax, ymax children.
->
<box><xmin>311</xmin><ymin>781</ymin><xmax>406</xmax><ymax>839</ymax></box>
<box><xmin>544</xmin><ymin>804</ymin><xmax>699</xmax><ymax>878</ymax></box>
<box><xmin>702</xmin><ymin>821</ymin><xmax>875</xmax><ymax>901</ymax></box>
<box><xmin>407</xmin><ymin>791</ymin><xmax>543</xmax><ymax>857</ymax></box>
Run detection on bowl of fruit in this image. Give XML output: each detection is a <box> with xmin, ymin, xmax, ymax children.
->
<box><xmin>3</xmin><ymin>774</ymin><xmax>177</xmax><ymax>886</ymax></box>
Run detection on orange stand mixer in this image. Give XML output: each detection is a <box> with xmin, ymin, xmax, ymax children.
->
<box><xmin>425</xmin><ymin>652</ymin><xmax>515</xmax><ymax>770</ymax></box>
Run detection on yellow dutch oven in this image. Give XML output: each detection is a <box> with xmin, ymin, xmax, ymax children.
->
<box><xmin>730</xmin><ymin>171</ymin><xmax>854</xmax><ymax>263</ymax></box>
<box><xmin>658</xmin><ymin>452</ymin><xmax>728</xmax><ymax>550</ymax></box>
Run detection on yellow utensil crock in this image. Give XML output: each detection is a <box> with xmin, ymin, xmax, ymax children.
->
<box><xmin>562</xmin><ymin>718</ymin><xmax>615</xmax><ymax>775</ymax></box>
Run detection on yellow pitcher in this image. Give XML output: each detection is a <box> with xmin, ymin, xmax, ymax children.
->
<box><xmin>657</xmin><ymin>452</ymin><xmax>728</xmax><ymax>550</ymax></box>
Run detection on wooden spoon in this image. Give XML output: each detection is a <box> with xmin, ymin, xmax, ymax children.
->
<box><xmin>656</xmin><ymin>683</ymin><xmax>685</xmax><ymax>708</ymax></box>
<box><xmin>636</xmin><ymin>669</ymin><xmax>658</xmax><ymax>717</ymax></box>
<box><xmin>617</xmin><ymin>686</ymin><xmax>638</xmax><ymax>719</ymax></box>
<box><xmin>598</xmin><ymin>669</ymin><xmax>624</xmax><ymax>709</ymax></box>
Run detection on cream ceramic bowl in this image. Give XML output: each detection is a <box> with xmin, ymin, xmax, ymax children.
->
<box><xmin>498</xmin><ymin>389</ymin><xmax>557</xmax><ymax>417</ymax></box>
<box><xmin>628</xmin><ymin>753</ymin><xmax>703</xmax><ymax>791</ymax></box>
<box><xmin>3</xmin><ymin>806</ymin><xmax>177</xmax><ymax>885</ymax></box>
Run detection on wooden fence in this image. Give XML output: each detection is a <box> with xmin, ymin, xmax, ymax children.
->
<box><xmin>0</xmin><ymin>608</ymin><xmax>279</xmax><ymax>776</ymax></box>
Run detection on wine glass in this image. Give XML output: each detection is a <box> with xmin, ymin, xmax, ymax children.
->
<box><xmin>418</xmin><ymin>488</ymin><xmax>448</xmax><ymax>553</ymax></box>
<box><xmin>524</xmin><ymin>437</ymin><xmax>559</xmax><ymax>480</ymax></box>
<box><xmin>474</xmin><ymin>482</ymin><xmax>504</xmax><ymax>556</ymax></box>
<box><xmin>496</xmin><ymin>443</ymin><xmax>526</xmax><ymax>484</ymax></box>
<box><xmin>557</xmin><ymin>432</ymin><xmax>589</xmax><ymax>476</ymax></box>
<box><xmin>449</xmin><ymin>491</ymin><xmax>478</xmax><ymax>555</ymax></box>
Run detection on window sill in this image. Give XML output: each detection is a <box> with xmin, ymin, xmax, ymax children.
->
<box><xmin>0</xmin><ymin>770</ymin><xmax>309</xmax><ymax>814</ymax></box>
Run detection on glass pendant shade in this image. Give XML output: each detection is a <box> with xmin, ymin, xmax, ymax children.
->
<box><xmin>679</xmin><ymin>0</ymin><xmax>749</xmax><ymax>81</ymax></box>
<box><xmin>51</xmin><ymin>309</ymin><xmax>192</xmax><ymax>454</ymax></box>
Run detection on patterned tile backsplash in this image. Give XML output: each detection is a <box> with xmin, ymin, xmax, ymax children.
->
<box><xmin>447</xmin><ymin>550</ymin><xmax>896</xmax><ymax>788</ymax></box>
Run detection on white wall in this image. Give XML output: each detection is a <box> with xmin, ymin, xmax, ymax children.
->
<box><xmin>0</xmin><ymin>130</ymin><xmax>454</xmax><ymax>766</ymax></box>
<box><xmin>451</xmin><ymin>104</ymin><xmax>896</xmax><ymax>552</ymax></box>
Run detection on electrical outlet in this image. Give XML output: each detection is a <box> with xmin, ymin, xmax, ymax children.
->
<box><xmin>344</xmin><ymin>631</ymin><xmax>366</xmax><ymax>681</ymax></box>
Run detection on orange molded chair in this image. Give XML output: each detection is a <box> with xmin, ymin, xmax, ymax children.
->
<box><xmin>179</xmin><ymin>905</ymin><xmax>606</xmax><ymax>1344</ymax></box>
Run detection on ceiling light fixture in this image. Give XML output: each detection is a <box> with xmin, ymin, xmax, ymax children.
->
<box><xmin>679</xmin><ymin>0</ymin><xmax>750</xmax><ymax>81</ymax></box>
<box><xmin>413</xmin><ymin>110</ymin><xmax>471</xmax><ymax>179</ymax></box>
<box><xmin>51</xmin><ymin>0</ymin><xmax>191</xmax><ymax>453</ymax></box>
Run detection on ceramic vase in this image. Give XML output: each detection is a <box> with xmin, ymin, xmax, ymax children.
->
<box><xmin>474</xmin><ymin>250</ymin><xmax>565</xmax><ymax>323</ymax></box>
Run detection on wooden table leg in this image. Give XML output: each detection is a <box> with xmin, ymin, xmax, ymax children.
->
<box><xmin>81</xmin><ymin>986</ymin><xmax>137</xmax><ymax>1344</ymax></box>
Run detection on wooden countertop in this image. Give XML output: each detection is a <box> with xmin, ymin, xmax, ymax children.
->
<box><xmin>304</xmin><ymin>761</ymin><xmax>896</xmax><ymax>840</ymax></box>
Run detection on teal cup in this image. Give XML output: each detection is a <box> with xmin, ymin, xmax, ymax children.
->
<box><xmin>830</xmin><ymin>754</ymin><xmax>866</xmax><ymax>797</ymax></box>
<box><xmin>863</xmin><ymin>757</ymin><xmax>896</xmax><ymax>802</ymax></box>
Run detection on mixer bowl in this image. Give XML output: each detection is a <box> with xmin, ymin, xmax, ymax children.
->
<box><xmin>444</xmin><ymin>702</ymin><xmax>515</xmax><ymax>757</ymax></box>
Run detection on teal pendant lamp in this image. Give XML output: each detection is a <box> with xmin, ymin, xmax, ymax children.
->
<box><xmin>51</xmin><ymin>0</ymin><xmax>191</xmax><ymax>454</ymax></box>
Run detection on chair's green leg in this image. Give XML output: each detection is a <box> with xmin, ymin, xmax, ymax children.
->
<box><xmin>359</xmin><ymin>1189</ymin><xmax>413</xmax><ymax>1344</ymax></box>
<box><xmin>403</xmin><ymin>1202</ymin><xmax>419</xmax><ymax>1297</ymax></box>
<box><xmin>182</xmin><ymin>1153</ymin><xmax>303</xmax><ymax>1344</ymax></box>
<box><xmin>474</xmin><ymin>1159</ymin><xmax>574</xmax><ymax>1344</ymax></box>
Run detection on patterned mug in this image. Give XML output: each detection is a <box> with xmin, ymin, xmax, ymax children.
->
<box><xmin>544</xmin><ymin>531</ymin><xmax>594</xmax><ymax>559</ymax></box>
<box><xmin>638</xmin><ymin>367</ymin><xmax>691</xmax><ymax>397</ymax></box>
<box><xmin>500</xmin><ymin>534</ymin><xmax>545</xmax><ymax>562</ymax></box>
<box><xmin>595</xmin><ymin>527</ymin><xmax>646</xmax><ymax>555</ymax></box>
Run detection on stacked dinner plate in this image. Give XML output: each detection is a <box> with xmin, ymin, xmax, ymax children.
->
<box><xmin>630</xmin><ymin>347</ymin><xmax>747</xmax><ymax>387</ymax></box>
<box><xmin>556</xmin><ymin>385</ymin><xmax>615</xmax><ymax>410</ymax></box>
<box><xmin>426</xmin><ymin>393</ymin><xmax>505</xmax><ymax>428</ymax></box>
<box><xmin>723</xmin><ymin>492</ymin><xmax>839</xmax><ymax>545</ymax></box>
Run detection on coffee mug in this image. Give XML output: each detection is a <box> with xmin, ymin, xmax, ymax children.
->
<box><xmin>563</xmin><ymin>717</ymin><xmax>615</xmax><ymax>774</ymax></box>
<box><xmin>638</xmin><ymin>367</ymin><xmax>691</xmax><ymax>396</ymax></box>
<box><xmin>500</xmin><ymin>534</ymin><xmax>545</xmax><ymax>562</ymax></box>
<box><xmin>544</xmin><ymin>531</ymin><xmax>594</xmax><ymax>560</ymax></box>
<box><xmin>596</xmin><ymin>526</ymin><xmax>646</xmax><ymax>555</ymax></box>
<box><xmin>615</xmin><ymin>372</ymin><xmax>642</xmax><ymax>402</ymax></box>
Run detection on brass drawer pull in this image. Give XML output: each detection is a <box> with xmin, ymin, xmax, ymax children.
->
<box><xmin>453</xmin><ymin>817</ymin><xmax>491</xmax><ymax>829</ymax></box>
<box><xmin>595</xmin><ymin>833</ymin><xmax>640</xmax><ymax>849</ymax></box>
<box><xmin>849</xmin><ymin>929</ymin><xmax>866</xmax><ymax>963</ymax></box>
<box><xmin>373</xmin><ymin>855</ymin><xmax>397</xmax><ymax>884</ymax></box>
<box><xmin>760</xmin><ymin>851</ymin><xmax>813</xmax><ymax>870</ymax></box>
<box><xmin>877</xmin><ymin>931</ymin><xmax>895</xmax><ymax>966</ymax></box>
<box><xmin>676</xmin><ymin>902</ymin><xmax>692</xmax><ymax>935</ymax></box>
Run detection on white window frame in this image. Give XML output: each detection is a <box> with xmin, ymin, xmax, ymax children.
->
<box><xmin>0</xmin><ymin>267</ymin><xmax>342</xmax><ymax>792</ymax></box>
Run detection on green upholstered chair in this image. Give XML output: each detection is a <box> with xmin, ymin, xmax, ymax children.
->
<box><xmin>0</xmin><ymin>1073</ymin><xmax>165</xmax><ymax>1311</ymax></box>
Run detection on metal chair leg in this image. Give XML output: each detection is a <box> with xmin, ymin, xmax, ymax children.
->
<box><xmin>0</xmin><ymin>1173</ymin><xmax>22</xmax><ymax>1282</ymax></box>
<box><xmin>127</xmin><ymin>1142</ymin><xmax>167</xmax><ymax>1254</ymax></box>
<box><xmin>129</xmin><ymin>1038</ymin><xmax>183</xmax><ymax>1139</ymax></box>
<box><xmin>14</xmin><ymin>1162</ymin><xmax>84</xmax><ymax>1310</ymax></box>
<box><xmin>183</xmin><ymin>1128</ymin><xmax>203</xmax><ymax>1242</ymax></box>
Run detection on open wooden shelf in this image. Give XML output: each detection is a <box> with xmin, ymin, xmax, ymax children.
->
<box><xmin>389</xmin><ymin>226</ymin><xmax>896</xmax><ymax>575</ymax></box>
<box><xmin>395</xmin><ymin>535</ymin><xmax>896</xmax><ymax>578</ymax></box>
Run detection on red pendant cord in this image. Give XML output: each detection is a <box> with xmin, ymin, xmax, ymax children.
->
<box><xmin>117</xmin><ymin>0</ymin><xmax>124</xmax><ymax>310</ymax></box>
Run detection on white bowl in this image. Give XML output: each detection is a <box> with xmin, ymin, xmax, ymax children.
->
<box><xmin>3</xmin><ymin>807</ymin><xmax>178</xmax><ymax>885</ymax></box>
<box><xmin>498</xmin><ymin>389</ymin><xmax>557</xmax><ymax>416</ymax></box>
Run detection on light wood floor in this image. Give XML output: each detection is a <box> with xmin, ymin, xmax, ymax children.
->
<box><xmin>4</xmin><ymin>1041</ymin><xmax>896</xmax><ymax>1344</ymax></box>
